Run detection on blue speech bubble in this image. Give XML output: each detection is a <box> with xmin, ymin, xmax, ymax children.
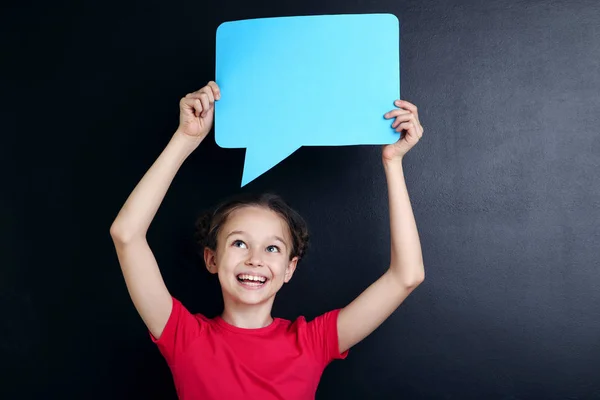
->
<box><xmin>215</xmin><ymin>14</ymin><xmax>400</xmax><ymax>186</ymax></box>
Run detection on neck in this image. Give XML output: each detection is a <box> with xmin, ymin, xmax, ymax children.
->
<box><xmin>220</xmin><ymin>296</ymin><xmax>275</xmax><ymax>329</ymax></box>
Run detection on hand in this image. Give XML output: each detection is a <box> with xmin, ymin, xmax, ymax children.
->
<box><xmin>382</xmin><ymin>100</ymin><xmax>424</xmax><ymax>163</ymax></box>
<box><xmin>174</xmin><ymin>81</ymin><xmax>221</xmax><ymax>148</ymax></box>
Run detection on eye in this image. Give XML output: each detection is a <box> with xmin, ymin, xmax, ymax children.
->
<box><xmin>266</xmin><ymin>245</ymin><xmax>280</xmax><ymax>253</ymax></box>
<box><xmin>232</xmin><ymin>240</ymin><xmax>247</xmax><ymax>249</ymax></box>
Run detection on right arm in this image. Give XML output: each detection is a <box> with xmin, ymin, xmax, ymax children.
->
<box><xmin>109</xmin><ymin>81</ymin><xmax>220</xmax><ymax>339</ymax></box>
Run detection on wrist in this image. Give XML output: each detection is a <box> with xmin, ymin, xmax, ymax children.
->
<box><xmin>382</xmin><ymin>156</ymin><xmax>404</xmax><ymax>170</ymax></box>
<box><xmin>171</xmin><ymin>130</ymin><xmax>203</xmax><ymax>155</ymax></box>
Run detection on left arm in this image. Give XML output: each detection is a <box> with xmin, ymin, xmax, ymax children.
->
<box><xmin>337</xmin><ymin>100</ymin><xmax>425</xmax><ymax>354</ymax></box>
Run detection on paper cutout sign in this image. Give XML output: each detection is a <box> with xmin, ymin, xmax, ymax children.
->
<box><xmin>215</xmin><ymin>13</ymin><xmax>400</xmax><ymax>186</ymax></box>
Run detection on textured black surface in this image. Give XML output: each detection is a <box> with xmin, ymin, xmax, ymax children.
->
<box><xmin>2</xmin><ymin>0</ymin><xmax>599</xmax><ymax>399</ymax></box>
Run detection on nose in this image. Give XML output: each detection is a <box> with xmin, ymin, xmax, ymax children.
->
<box><xmin>245</xmin><ymin>250</ymin><xmax>264</xmax><ymax>267</ymax></box>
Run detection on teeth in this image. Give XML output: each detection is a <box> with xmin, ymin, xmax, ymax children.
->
<box><xmin>238</xmin><ymin>274</ymin><xmax>267</xmax><ymax>283</ymax></box>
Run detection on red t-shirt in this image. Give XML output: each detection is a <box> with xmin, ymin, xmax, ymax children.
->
<box><xmin>150</xmin><ymin>297</ymin><xmax>348</xmax><ymax>399</ymax></box>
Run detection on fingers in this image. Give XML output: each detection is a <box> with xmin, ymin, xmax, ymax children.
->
<box><xmin>390</xmin><ymin>111</ymin><xmax>418</xmax><ymax>130</ymax></box>
<box><xmin>385</xmin><ymin>108</ymin><xmax>411</xmax><ymax>120</ymax></box>
<box><xmin>179</xmin><ymin>97</ymin><xmax>203</xmax><ymax>118</ymax></box>
<box><xmin>395</xmin><ymin>120</ymin><xmax>424</xmax><ymax>140</ymax></box>
<box><xmin>395</xmin><ymin>100</ymin><xmax>418</xmax><ymax>119</ymax></box>
<box><xmin>384</xmin><ymin>102</ymin><xmax>417</xmax><ymax>119</ymax></box>
<box><xmin>184</xmin><ymin>81</ymin><xmax>221</xmax><ymax>118</ymax></box>
<box><xmin>384</xmin><ymin>100</ymin><xmax>423</xmax><ymax>134</ymax></box>
<box><xmin>396</xmin><ymin>121</ymin><xmax>423</xmax><ymax>141</ymax></box>
<box><xmin>188</xmin><ymin>81</ymin><xmax>220</xmax><ymax>99</ymax></box>
<box><xmin>183</xmin><ymin>92</ymin><xmax>204</xmax><ymax>117</ymax></box>
<box><xmin>185</xmin><ymin>90</ymin><xmax>211</xmax><ymax>117</ymax></box>
<box><xmin>207</xmin><ymin>81</ymin><xmax>221</xmax><ymax>100</ymax></box>
<box><xmin>199</xmin><ymin>86</ymin><xmax>214</xmax><ymax>103</ymax></box>
<box><xmin>198</xmin><ymin>92</ymin><xmax>210</xmax><ymax>117</ymax></box>
<box><xmin>395</xmin><ymin>121</ymin><xmax>415</xmax><ymax>135</ymax></box>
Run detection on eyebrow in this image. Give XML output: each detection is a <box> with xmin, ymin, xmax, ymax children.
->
<box><xmin>226</xmin><ymin>230</ymin><xmax>288</xmax><ymax>248</ymax></box>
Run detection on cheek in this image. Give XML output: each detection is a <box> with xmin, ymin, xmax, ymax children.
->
<box><xmin>218</xmin><ymin>248</ymin><xmax>240</xmax><ymax>265</ymax></box>
<box><xmin>214</xmin><ymin>254</ymin><xmax>237</xmax><ymax>279</ymax></box>
<box><xmin>271</xmin><ymin>259</ymin><xmax>290</xmax><ymax>278</ymax></box>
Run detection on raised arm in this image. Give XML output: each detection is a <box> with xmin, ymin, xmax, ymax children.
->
<box><xmin>109</xmin><ymin>82</ymin><xmax>220</xmax><ymax>339</ymax></box>
<box><xmin>337</xmin><ymin>100</ymin><xmax>425</xmax><ymax>353</ymax></box>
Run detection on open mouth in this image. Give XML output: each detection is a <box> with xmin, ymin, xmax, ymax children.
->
<box><xmin>236</xmin><ymin>273</ymin><xmax>268</xmax><ymax>288</ymax></box>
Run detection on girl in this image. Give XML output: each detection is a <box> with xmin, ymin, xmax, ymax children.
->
<box><xmin>110</xmin><ymin>81</ymin><xmax>425</xmax><ymax>399</ymax></box>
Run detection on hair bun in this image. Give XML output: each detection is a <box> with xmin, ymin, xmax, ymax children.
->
<box><xmin>193</xmin><ymin>210</ymin><xmax>213</xmax><ymax>251</ymax></box>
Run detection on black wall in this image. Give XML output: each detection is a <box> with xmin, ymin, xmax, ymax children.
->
<box><xmin>2</xmin><ymin>0</ymin><xmax>599</xmax><ymax>399</ymax></box>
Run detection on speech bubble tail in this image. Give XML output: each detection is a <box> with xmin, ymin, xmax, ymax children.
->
<box><xmin>241</xmin><ymin>142</ymin><xmax>300</xmax><ymax>187</ymax></box>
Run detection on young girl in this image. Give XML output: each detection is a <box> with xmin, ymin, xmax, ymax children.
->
<box><xmin>110</xmin><ymin>81</ymin><xmax>425</xmax><ymax>399</ymax></box>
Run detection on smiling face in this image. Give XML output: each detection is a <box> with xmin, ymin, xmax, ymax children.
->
<box><xmin>203</xmin><ymin>205</ymin><xmax>299</xmax><ymax>307</ymax></box>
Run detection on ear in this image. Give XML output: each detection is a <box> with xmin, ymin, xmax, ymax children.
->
<box><xmin>203</xmin><ymin>247</ymin><xmax>218</xmax><ymax>274</ymax></box>
<box><xmin>284</xmin><ymin>256</ymin><xmax>299</xmax><ymax>283</ymax></box>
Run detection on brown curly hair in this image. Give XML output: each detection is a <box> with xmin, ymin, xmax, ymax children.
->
<box><xmin>194</xmin><ymin>192</ymin><xmax>309</xmax><ymax>261</ymax></box>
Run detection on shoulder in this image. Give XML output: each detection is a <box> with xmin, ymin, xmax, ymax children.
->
<box><xmin>282</xmin><ymin>309</ymin><xmax>342</xmax><ymax>334</ymax></box>
<box><xmin>281</xmin><ymin>309</ymin><xmax>347</xmax><ymax>363</ymax></box>
<box><xmin>152</xmin><ymin>297</ymin><xmax>209</xmax><ymax>339</ymax></box>
<box><xmin>151</xmin><ymin>297</ymin><xmax>214</xmax><ymax>364</ymax></box>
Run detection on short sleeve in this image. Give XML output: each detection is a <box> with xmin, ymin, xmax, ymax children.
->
<box><xmin>149</xmin><ymin>296</ymin><xmax>204</xmax><ymax>366</ymax></box>
<box><xmin>305</xmin><ymin>308</ymin><xmax>349</xmax><ymax>365</ymax></box>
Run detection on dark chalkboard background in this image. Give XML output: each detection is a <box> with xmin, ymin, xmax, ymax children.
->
<box><xmin>2</xmin><ymin>0</ymin><xmax>599</xmax><ymax>399</ymax></box>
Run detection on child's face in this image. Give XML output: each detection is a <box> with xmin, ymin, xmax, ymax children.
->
<box><xmin>204</xmin><ymin>206</ymin><xmax>299</xmax><ymax>307</ymax></box>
